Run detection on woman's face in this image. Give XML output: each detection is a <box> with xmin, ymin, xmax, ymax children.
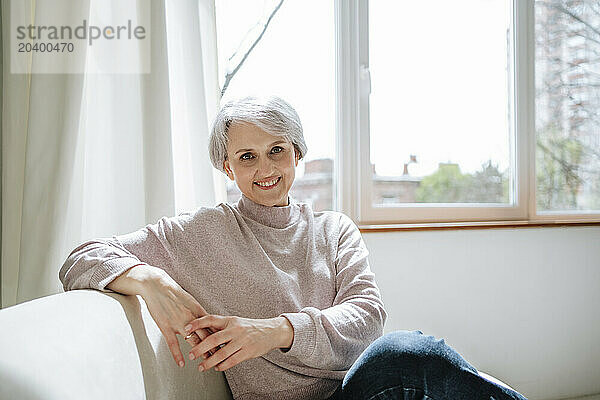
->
<box><xmin>223</xmin><ymin>122</ymin><xmax>299</xmax><ymax>207</ymax></box>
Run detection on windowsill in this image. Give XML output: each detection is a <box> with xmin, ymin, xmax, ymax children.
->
<box><xmin>358</xmin><ymin>219</ymin><xmax>600</xmax><ymax>233</ymax></box>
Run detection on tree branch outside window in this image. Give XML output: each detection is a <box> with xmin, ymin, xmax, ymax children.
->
<box><xmin>220</xmin><ymin>0</ymin><xmax>285</xmax><ymax>97</ymax></box>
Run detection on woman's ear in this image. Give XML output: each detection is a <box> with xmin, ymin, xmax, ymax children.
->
<box><xmin>294</xmin><ymin>149</ymin><xmax>300</xmax><ymax>167</ymax></box>
<box><xmin>223</xmin><ymin>160</ymin><xmax>235</xmax><ymax>181</ymax></box>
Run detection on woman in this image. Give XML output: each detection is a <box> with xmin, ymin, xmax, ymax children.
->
<box><xmin>60</xmin><ymin>96</ymin><xmax>528</xmax><ymax>400</ymax></box>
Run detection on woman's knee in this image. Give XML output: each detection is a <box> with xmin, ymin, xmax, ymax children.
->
<box><xmin>347</xmin><ymin>330</ymin><xmax>475</xmax><ymax>380</ymax></box>
<box><xmin>359</xmin><ymin>330</ymin><xmax>447</xmax><ymax>364</ymax></box>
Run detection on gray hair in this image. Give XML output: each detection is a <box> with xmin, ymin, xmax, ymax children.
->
<box><xmin>208</xmin><ymin>95</ymin><xmax>308</xmax><ymax>173</ymax></box>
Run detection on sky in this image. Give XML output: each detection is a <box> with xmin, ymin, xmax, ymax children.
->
<box><xmin>215</xmin><ymin>0</ymin><xmax>511</xmax><ymax>178</ymax></box>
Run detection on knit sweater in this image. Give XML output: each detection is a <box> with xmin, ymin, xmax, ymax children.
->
<box><xmin>59</xmin><ymin>193</ymin><xmax>388</xmax><ymax>400</ymax></box>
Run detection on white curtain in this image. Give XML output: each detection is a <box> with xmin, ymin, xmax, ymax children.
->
<box><xmin>1</xmin><ymin>0</ymin><xmax>221</xmax><ymax>308</ymax></box>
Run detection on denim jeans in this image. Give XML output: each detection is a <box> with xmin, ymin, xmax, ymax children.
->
<box><xmin>327</xmin><ymin>330</ymin><xmax>528</xmax><ymax>400</ymax></box>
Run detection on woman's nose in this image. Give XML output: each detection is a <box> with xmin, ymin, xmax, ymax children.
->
<box><xmin>257</xmin><ymin>156</ymin><xmax>276</xmax><ymax>176</ymax></box>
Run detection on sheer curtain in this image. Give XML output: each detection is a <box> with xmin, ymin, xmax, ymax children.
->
<box><xmin>1</xmin><ymin>0</ymin><xmax>220</xmax><ymax>308</ymax></box>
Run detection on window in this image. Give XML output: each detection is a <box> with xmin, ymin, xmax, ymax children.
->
<box><xmin>338</xmin><ymin>0</ymin><xmax>600</xmax><ymax>225</ymax></box>
<box><xmin>215</xmin><ymin>0</ymin><xmax>335</xmax><ymax>211</ymax></box>
<box><xmin>215</xmin><ymin>0</ymin><xmax>600</xmax><ymax>225</ymax></box>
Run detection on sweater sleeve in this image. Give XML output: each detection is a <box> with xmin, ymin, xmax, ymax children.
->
<box><xmin>277</xmin><ymin>213</ymin><xmax>387</xmax><ymax>370</ymax></box>
<box><xmin>59</xmin><ymin>212</ymin><xmax>194</xmax><ymax>293</ymax></box>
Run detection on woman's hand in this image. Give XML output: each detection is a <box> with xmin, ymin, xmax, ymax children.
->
<box><xmin>138</xmin><ymin>267</ymin><xmax>220</xmax><ymax>367</ymax></box>
<box><xmin>184</xmin><ymin>315</ymin><xmax>294</xmax><ymax>372</ymax></box>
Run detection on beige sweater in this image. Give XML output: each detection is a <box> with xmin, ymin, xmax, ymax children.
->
<box><xmin>59</xmin><ymin>194</ymin><xmax>387</xmax><ymax>400</ymax></box>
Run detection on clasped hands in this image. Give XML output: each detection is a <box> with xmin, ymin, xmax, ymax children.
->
<box><xmin>137</xmin><ymin>266</ymin><xmax>293</xmax><ymax>373</ymax></box>
<box><xmin>182</xmin><ymin>314</ymin><xmax>294</xmax><ymax>373</ymax></box>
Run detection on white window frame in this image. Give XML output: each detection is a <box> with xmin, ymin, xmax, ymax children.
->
<box><xmin>335</xmin><ymin>0</ymin><xmax>600</xmax><ymax>225</ymax></box>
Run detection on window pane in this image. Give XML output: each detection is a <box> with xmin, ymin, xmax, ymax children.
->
<box><xmin>535</xmin><ymin>0</ymin><xmax>600</xmax><ymax>212</ymax></box>
<box><xmin>215</xmin><ymin>0</ymin><xmax>335</xmax><ymax>211</ymax></box>
<box><xmin>368</xmin><ymin>1</ymin><xmax>513</xmax><ymax>205</ymax></box>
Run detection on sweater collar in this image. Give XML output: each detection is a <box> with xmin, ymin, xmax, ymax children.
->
<box><xmin>236</xmin><ymin>193</ymin><xmax>300</xmax><ymax>228</ymax></box>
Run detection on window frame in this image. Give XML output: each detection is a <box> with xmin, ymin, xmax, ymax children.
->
<box><xmin>335</xmin><ymin>0</ymin><xmax>600</xmax><ymax>226</ymax></box>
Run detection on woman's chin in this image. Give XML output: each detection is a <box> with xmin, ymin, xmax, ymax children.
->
<box><xmin>248</xmin><ymin>187</ymin><xmax>288</xmax><ymax>207</ymax></box>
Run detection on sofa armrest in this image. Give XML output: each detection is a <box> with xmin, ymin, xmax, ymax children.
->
<box><xmin>0</xmin><ymin>290</ymin><xmax>233</xmax><ymax>400</ymax></box>
<box><xmin>479</xmin><ymin>371</ymin><xmax>517</xmax><ymax>392</ymax></box>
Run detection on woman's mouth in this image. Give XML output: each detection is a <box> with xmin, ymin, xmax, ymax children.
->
<box><xmin>254</xmin><ymin>176</ymin><xmax>281</xmax><ymax>190</ymax></box>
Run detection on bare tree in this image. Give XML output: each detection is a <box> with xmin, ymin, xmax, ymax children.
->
<box><xmin>220</xmin><ymin>0</ymin><xmax>285</xmax><ymax>97</ymax></box>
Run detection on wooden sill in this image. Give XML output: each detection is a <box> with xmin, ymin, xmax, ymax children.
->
<box><xmin>358</xmin><ymin>219</ymin><xmax>600</xmax><ymax>233</ymax></box>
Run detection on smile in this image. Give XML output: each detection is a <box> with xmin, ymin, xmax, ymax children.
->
<box><xmin>254</xmin><ymin>176</ymin><xmax>281</xmax><ymax>190</ymax></box>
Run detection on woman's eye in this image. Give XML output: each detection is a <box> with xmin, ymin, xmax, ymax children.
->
<box><xmin>240</xmin><ymin>147</ymin><xmax>283</xmax><ymax>160</ymax></box>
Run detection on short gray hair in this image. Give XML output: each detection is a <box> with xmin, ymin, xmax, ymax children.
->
<box><xmin>208</xmin><ymin>95</ymin><xmax>308</xmax><ymax>173</ymax></box>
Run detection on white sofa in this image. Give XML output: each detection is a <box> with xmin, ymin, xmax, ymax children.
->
<box><xmin>0</xmin><ymin>290</ymin><xmax>515</xmax><ymax>399</ymax></box>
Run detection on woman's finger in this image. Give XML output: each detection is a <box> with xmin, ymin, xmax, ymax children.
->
<box><xmin>185</xmin><ymin>335</ymin><xmax>213</xmax><ymax>359</ymax></box>
<box><xmin>214</xmin><ymin>348</ymin><xmax>247</xmax><ymax>372</ymax></box>
<box><xmin>189</xmin><ymin>329</ymin><xmax>231</xmax><ymax>361</ymax></box>
<box><xmin>164</xmin><ymin>330</ymin><xmax>186</xmax><ymax>367</ymax></box>
<box><xmin>199</xmin><ymin>341</ymin><xmax>243</xmax><ymax>372</ymax></box>
<box><xmin>186</xmin><ymin>329</ymin><xmax>213</xmax><ymax>359</ymax></box>
<box><xmin>185</xmin><ymin>314</ymin><xmax>228</xmax><ymax>334</ymax></box>
<box><xmin>185</xmin><ymin>331</ymin><xmax>201</xmax><ymax>346</ymax></box>
<box><xmin>194</xmin><ymin>328</ymin><xmax>223</xmax><ymax>356</ymax></box>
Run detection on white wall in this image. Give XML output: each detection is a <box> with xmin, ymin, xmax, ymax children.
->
<box><xmin>363</xmin><ymin>226</ymin><xmax>600</xmax><ymax>400</ymax></box>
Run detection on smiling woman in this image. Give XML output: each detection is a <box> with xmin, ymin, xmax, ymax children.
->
<box><xmin>209</xmin><ymin>96</ymin><xmax>308</xmax><ymax>207</ymax></box>
<box><xmin>223</xmin><ymin>123</ymin><xmax>299</xmax><ymax>207</ymax></box>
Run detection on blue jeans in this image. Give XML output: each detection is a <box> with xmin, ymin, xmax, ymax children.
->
<box><xmin>327</xmin><ymin>330</ymin><xmax>528</xmax><ymax>400</ymax></box>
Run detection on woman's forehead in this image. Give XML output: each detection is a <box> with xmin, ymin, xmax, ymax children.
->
<box><xmin>227</xmin><ymin>122</ymin><xmax>289</xmax><ymax>146</ymax></box>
